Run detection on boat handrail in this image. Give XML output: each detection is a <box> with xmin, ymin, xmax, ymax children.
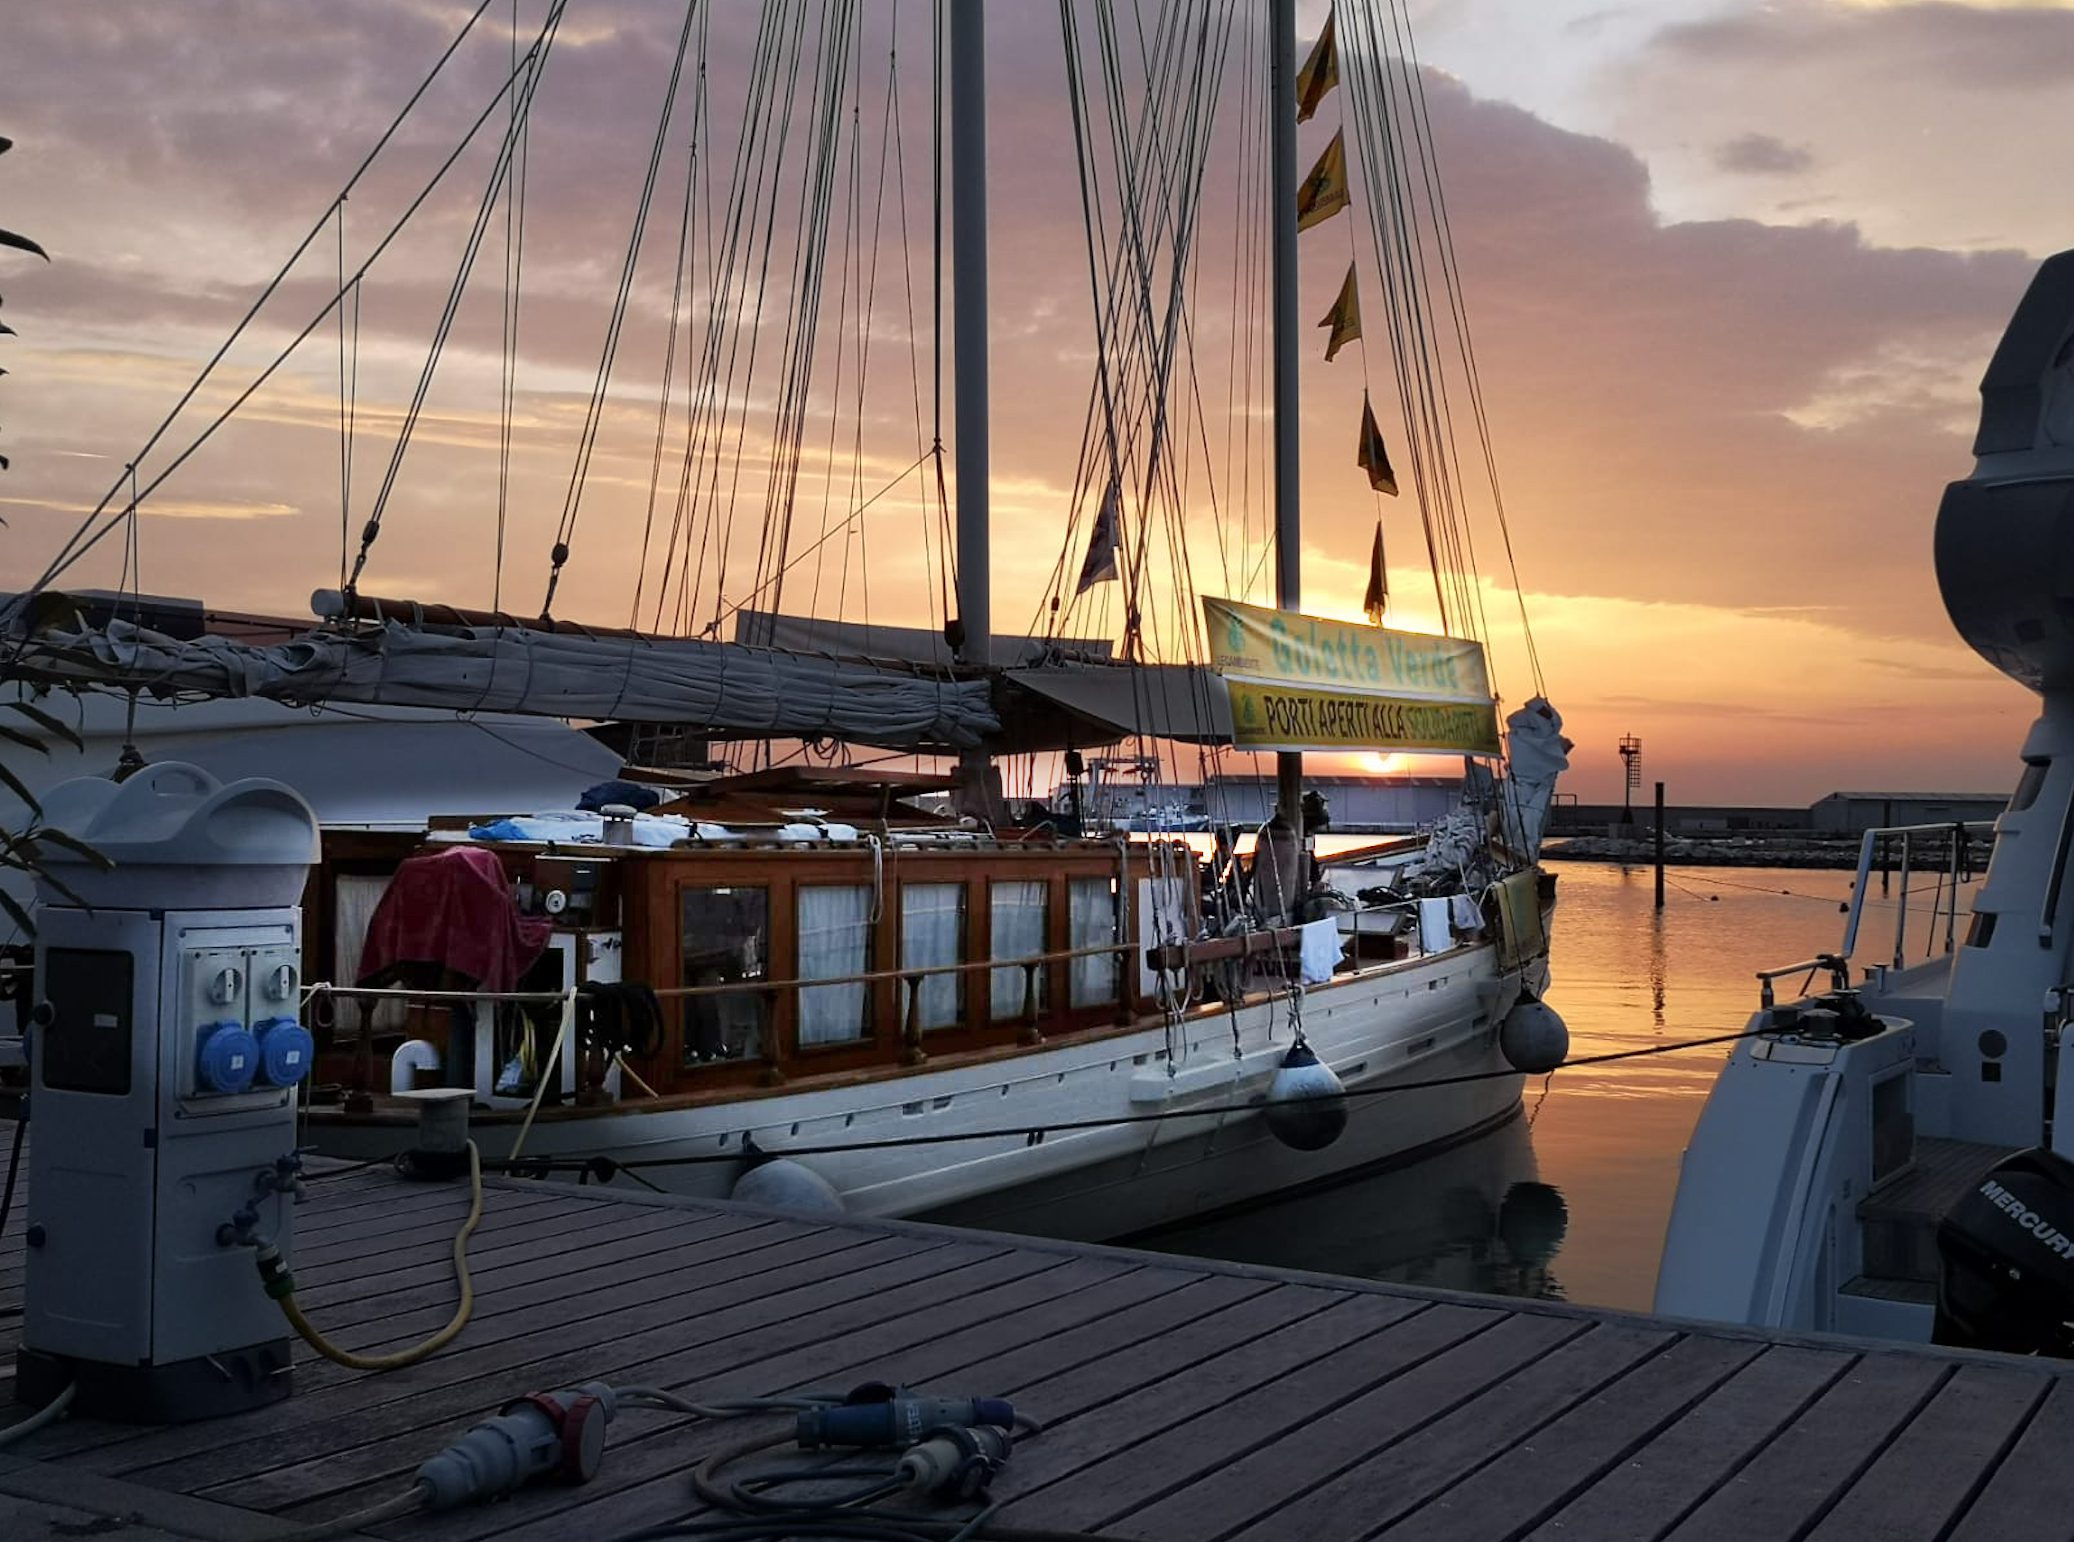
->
<box><xmin>1837</xmin><ymin>820</ymin><xmax>1995</xmax><ymax>970</ymax></box>
<box><xmin>1753</xmin><ymin>820</ymin><xmax>1995</xmax><ymax>1005</ymax></box>
<box><xmin>1756</xmin><ymin>956</ymin><xmax>1850</xmax><ymax>1010</ymax></box>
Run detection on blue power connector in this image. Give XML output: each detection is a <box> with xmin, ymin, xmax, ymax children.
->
<box><xmin>795</xmin><ymin>1386</ymin><xmax>1015</xmax><ymax>1450</ymax></box>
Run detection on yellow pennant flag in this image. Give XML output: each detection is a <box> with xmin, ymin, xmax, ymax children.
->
<box><xmin>1358</xmin><ymin>393</ymin><xmax>1399</xmax><ymax>496</ymax></box>
<box><xmin>1318</xmin><ymin>263</ymin><xmax>1361</xmax><ymax>362</ymax></box>
<box><xmin>1296</xmin><ymin>13</ymin><xmax>1340</xmax><ymax>124</ymax></box>
<box><xmin>1295</xmin><ymin>130</ymin><xmax>1350</xmax><ymax>232</ymax></box>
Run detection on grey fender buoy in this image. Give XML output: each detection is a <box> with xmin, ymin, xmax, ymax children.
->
<box><xmin>730</xmin><ymin>1158</ymin><xmax>846</xmax><ymax>1216</ymax></box>
<box><xmin>1264</xmin><ymin>1040</ymin><xmax>1348</xmax><ymax>1152</ymax></box>
<box><xmin>1500</xmin><ymin>995</ymin><xmax>1569</xmax><ymax>1075</ymax></box>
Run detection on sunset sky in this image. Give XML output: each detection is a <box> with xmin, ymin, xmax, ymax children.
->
<box><xmin>0</xmin><ymin>0</ymin><xmax>2063</xmax><ymax>806</ymax></box>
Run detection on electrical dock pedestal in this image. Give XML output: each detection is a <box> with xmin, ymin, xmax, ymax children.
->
<box><xmin>15</xmin><ymin>763</ymin><xmax>319</xmax><ymax>1422</ymax></box>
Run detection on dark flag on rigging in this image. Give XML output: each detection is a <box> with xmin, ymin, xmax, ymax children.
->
<box><xmin>1075</xmin><ymin>480</ymin><xmax>1122</xmax><ymax>596</ymax></box>
<box><xmin>1296</xmin><ymin>13</ymin><xmax>1340</xmax><ymax>124</ymax></box>
<box><xmin>1358</xmin><ymin>394</ymin><xmax>1399</xmax><ymax>496</ymax></box>
<box><xmin>1364</xmin><ymin>521</ymin><xmax>1388</xmax><ymax>624</ymax></box>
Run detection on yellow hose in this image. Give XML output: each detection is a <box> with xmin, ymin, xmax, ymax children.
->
<box><xmin>264</xmin><ymin>1140</ymin><xmax>482</xmax><ymax>1372</ymax></box>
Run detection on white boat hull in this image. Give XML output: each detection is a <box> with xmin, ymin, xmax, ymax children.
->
<box><xmin>312</xmin><ymin>940</ymin><xmax>1533</xmax><ymax>1239</ymax></box>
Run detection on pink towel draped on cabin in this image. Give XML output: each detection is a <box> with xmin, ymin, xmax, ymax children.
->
<box><xmin>356</xmin><ymin>844</ymin><xmax>552</xmax><ymax>993</ymax></box>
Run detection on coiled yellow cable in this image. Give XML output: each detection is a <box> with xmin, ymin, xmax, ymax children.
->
<box><xmin>261</xmin><ymin>1140</ymin><xmax>482</xmax><ymax>1372</ymax></box>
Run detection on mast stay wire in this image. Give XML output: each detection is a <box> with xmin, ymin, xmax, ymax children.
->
<box><xmin>1043</xmin><ymin>0</ymin><xmax>1234</xmax><ymax>662</ymax></box>
<box><xmin>538</xmin><ymin>0</ymin><xmax>704</xmax><ymax>619</ymax></box>
<box><xmin>346</xmin><ymin>0</ymin><xmax>571</xmax><ymax>602</ymax></box>
<box><xmin>20</xmin><ymin>0</ymin><xmax>516</xmax><ymax>606</ymax></box>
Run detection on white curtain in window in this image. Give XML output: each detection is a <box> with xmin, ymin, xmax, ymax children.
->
<box><xmin>902</xmin><ymin>883</ymin><xmax>966</xmax><ymax>1030</ymax></box>
<box><xmin>798</xmin><ymin>885</ymin><xmax>871</xmax><ymax>1045</ymax></box>
<box><xmin>989</xmin><ymin>881</ymin><xmax>1048</xmax><ymax>1020</ymax></box>
<box><xmin>1069</xmin><ymin>876</ymin><xmax>1120</xmax><ymax>1007</ymax></box>
<box><xmin>336</xmin><ymin>874</ymin><xmax>406</xmax><ymax>1036</ymax></box>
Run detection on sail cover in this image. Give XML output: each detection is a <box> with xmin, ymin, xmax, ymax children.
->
<box><xmin>9</xmin><ymin>617</ymin><xmax>1000</xmax><ymax>750</ymax></box>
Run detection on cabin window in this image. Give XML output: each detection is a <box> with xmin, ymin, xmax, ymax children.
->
<box><xmin>2012</xmin><ymin>759</ymin><xmax>2050</xmax><ymax>813</ymax></box>
<box><xmin>989</xmin><ymin>880</ymin><xmax>1049</xmax><ymax>1021</ymax></box>
<box><xmin>902</xmin><ymin>883</ymin><xmax>968</xmax><ymax>1031</ymax></box>
<box><xmin>1068</xmin><ymin>875</ymin><xmax>1121</xmax><ymax>1007</ymax></box>
<box><xmin>798</xmin><ymin>884</ymin><xmax>874</xmax><ymax>1046</ymax></box>
<box><xmin>679</xmin><ymin>885</ymin><xmax>769</xmax><ymax>1065</ymax></box>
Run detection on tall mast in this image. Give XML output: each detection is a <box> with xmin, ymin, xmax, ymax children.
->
<box><xmin>1270</xmin><ymin>0</ymin><xmax>1304</xmax><ymax>833</ymax></box>
<box><xmin>950</xmin><ymin>0</ymin><xmax>990</xmax><ymax>669</ymax></box>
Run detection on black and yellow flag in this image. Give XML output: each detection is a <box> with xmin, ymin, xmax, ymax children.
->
<box><xmin>1358</xmin><ymin>393</ymin><xmax>1399</xmax><ymax>496</ymax></box>
<box><xmin>1363</xmin><ymin>520</ymin><xmax>1388</xmax><ymax>623</ymax></box>
<box><xmin>1296</xmin><ymin>13</ymin><xmax>1339</xmax><ymax>124</ymax></box>
<box><xmin>1295</xmin><ymin>131</ymin><xmax>1349</xmax><ymax>232</ymax></box>
<box><xmin>1318</xmin><ymin>263</ymin><xmax>1361</xmax><ymax>362</ymax></box>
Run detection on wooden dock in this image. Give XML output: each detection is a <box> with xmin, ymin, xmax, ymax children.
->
<box><xmin>6</xmin><ymin>1143</ymin><xmax>2074</xmax><ymax>1542</ymax></box>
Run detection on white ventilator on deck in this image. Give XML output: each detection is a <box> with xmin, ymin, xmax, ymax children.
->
<box><xmin>1656</xmin><ymin>248</ymin><xmax>2074</xmax><ymax>1343</ymax></box>
<box><xmin>15</xmin><ymin>763</ymin><xmax>320</xmax><ymax>1422</ymax></box>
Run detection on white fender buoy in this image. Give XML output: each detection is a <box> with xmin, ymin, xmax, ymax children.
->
<box><xmin>389</xmin><ymin>1038</ymin><xmax>443</xmax><ymax>1094</ymax></box>
<box><xmin>1500</xmin><ymin>995</ymin><xmax>1569</xmax><ymax>1075</ymax></box>
<box><xmin>730</xmin><ymin>1158</ymin><xmax>846</xmax><ymax>1216</ymax></box>
<box><xmin>1263</xmin><ymin>1040</ymin><xmax>1348</xmax><ymax>1152</ymax></box>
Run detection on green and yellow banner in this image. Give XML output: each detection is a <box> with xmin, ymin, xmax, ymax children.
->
<box><xmin>1202</xmin><ymin>596</ymin><xmax>1500</xmax><ymax>755</ymax></box>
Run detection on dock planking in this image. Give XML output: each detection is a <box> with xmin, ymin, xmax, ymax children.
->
<box><xmin>5</xmin><ymin>1137</ymin><xmax>2074</xmax><ymax>1541</ymax></box>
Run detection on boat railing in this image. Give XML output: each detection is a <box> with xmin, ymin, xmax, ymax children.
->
<box><xmin>1757</xmin><ymin>819</ymin><xmax>1995</xmax><ymax>1005</ymax></box>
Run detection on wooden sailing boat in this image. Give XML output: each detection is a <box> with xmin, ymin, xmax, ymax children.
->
<box><xmin>5</xmin><ymin>1</ymin><xmax>1569</xmax><ymax>1237</ymax></box>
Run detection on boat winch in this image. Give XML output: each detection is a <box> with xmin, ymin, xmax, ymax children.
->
<box><xmin>1499</xmin><ymin>993</ymin><xmax>1569</xmax><ymax>1075</ymax></box>
<box><xmin>1263</xmin><ymin>1039</ymin><xmax>1347</xmax><ymax>1152</ymax></box>
<box><xmin>14</xmin><ymin>763</ymin><xmax>320</xmax><ymax>1423</ymax></box>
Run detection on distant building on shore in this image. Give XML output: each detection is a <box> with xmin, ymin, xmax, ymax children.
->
<box><xmin>1808</xmin><ymin>791</ymin><xmax>2007</xmax><ymax>834</ymax></box>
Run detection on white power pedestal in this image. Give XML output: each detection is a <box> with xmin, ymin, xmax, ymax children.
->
<box><xmin>15</xmin><ymin>763</ymin><xmax>319</xmax><ymax>1423</ymax></box>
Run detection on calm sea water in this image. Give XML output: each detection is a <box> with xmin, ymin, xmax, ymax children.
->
<box><xmin>1138</xmin><ymin>859</ymin><xmax>1950</xmax><ymax>1312</ymax></box>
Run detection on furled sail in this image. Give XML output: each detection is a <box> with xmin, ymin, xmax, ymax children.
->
<box><xmin>7</xmin><ymin>615</ymin><xmax>1000</xmax><ymax>751</ymax></box>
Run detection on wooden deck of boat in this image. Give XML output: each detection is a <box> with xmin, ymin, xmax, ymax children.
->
<box><xmin>6</xmin><ymin>1144</ymin><xmax>2074</xmax><ymax>1542</ymax></box>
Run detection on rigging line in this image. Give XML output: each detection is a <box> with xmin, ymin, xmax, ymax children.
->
<box><xmin>888</xmin><ymin>0</ymin><xmax>942</xmax><ymax>636</ymax></box>
<box><xmin>708</xmin><ymin>450</ymin><xmax>932</xmax><ymax>632</ymax></box>
<box><xmin>23</xmin><ymin>0</ymin><xmax>502</xmax><ymax>602</ymax></box>
<box><xmin>841</xmin><ymin>12</ymin><xmax>903</xmax><ymax>635</ymax></box>
<box><xmin>494</xmin><ymin>1024</ymin><xmax>1774</xmax><ymax>1176</ymax></box>
<box><xmin>541</xmin><ymin>0</ymin><xmax>704</xmax><ymax>618</ymax></box>
<box><xmin>1345</xmin><ymin>6</ymin><xmax>1450</xmax><ymax>631</ymax></box>
<box><xmin>495</xmin><ymin>0</ymin><xmax>531</xmax><ymax>616</ymax></box>
<box><xmin>335</xmin><ymin>197</ymin><xmax>350</xmax><ymax>590</ymax></box>
<box><xmin>47</xmin><ymin>7</ymin><xmax>566</xmax><ymax>603</ymax></box>
<box><xmin>631</xmin><ymin>41</ymin><xmax>707</xmax><ymax>632</ymax></box>
<box><xmin>1371</xmin><ymin>4</ymin><xmax>1486</xmax><ymax>654</ymax></box>
<box><xmin>702</xmin><ymin>0</ymin><xmax>817</xmax><ymax>638</ymax></box>
<box><xmin>760</xmin><ymin>0</ymin><xmax>860</xmax><ymax>627</ymax></box>
<box><xmin>1393</xmin><ymin>0</ymin><xmax>1542</xmax><ymax>693</ymax></box>
<box><xmin>679</xmin><ymin>0</ymin><xmax>792</xmax><ymax>634</ymax></box>
<box><xmin>751</xmin><ymin>2</ymin><xmax>855</xmax><ymax>628</ymax></box>
<box><xmin>1378</xmin><ymin>0</ymin><xmax>1494</xmax><ymax>657</ymax></box>
<box><xmin>346</xmin><ymin>0</ymin><xmax>569</xmax><ymax>599</ymax></box>
<box><xmin>660</xmin><ymin>4</ymin><xmax>783</xmax><ymax>634</ymax></box>
<box><xmin>807</xmin><ymin>11</ymin><xmax>867</xmax><ymax>627</ymax></box>
<box><xmin>1051</xmin><ymin>0</ymin><xmax>1217</xmax><ymax>648</ymax></box>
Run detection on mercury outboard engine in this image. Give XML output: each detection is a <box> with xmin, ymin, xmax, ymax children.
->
<box><xmin>1935</xmin><ymin>1147</ymin><xmax>2074</xmax><ymax>1357</ymax></box>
